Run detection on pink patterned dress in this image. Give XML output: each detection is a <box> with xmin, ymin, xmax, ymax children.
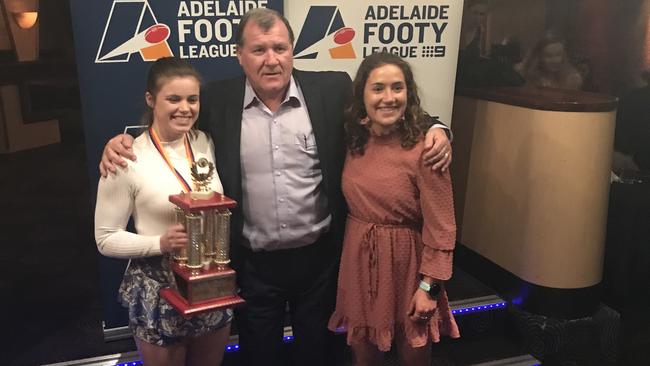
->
<box><xmin>328</xmin><ymin>134</ymin><xmax>460</xmax><ymax>351</ymax></box>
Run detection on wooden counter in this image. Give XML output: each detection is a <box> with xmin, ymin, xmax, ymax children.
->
<box><xmin>451</xmin><ymin>86</ymin><xmax>617</xmax><ymax>318</ymax></box>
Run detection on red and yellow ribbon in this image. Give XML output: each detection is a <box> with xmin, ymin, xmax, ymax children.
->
<box><xmin>148</xmin><ymin>127</ymin><xmax>195</xmax><ymax>193</ymax></box>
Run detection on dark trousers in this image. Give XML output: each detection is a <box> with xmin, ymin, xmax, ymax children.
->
<box><xmin>234</xmin><ymin>233</ymin><xmax>340</xmax><ymax>366</ymax></box>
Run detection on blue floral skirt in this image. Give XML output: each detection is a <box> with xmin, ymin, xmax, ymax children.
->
<box><xmin>118</xmin><ymin>256</ymin><xmax>233</xmax><ymax>346</ymax></box>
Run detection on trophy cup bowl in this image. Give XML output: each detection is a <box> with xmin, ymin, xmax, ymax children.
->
<box><xmin>160</xmin><ymin>159</ymin><xmax>245</xmax><ymax>317</ymax></box>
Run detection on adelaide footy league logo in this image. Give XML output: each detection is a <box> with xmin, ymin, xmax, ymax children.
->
<box><xmin>95</xmin><ymin>0</ymin><xmax>173</xmax><ymax>63</ymax></box>
<box><xmin>294</xmin><ymin>6</ymin><xmax>356</xmax><ymax>60</ymax></box>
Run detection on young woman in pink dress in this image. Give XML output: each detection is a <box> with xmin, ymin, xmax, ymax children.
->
<box><xmin>328</xmin><ymin>52</ymin><xmax>460</xmax><ymax>366</ymax></box>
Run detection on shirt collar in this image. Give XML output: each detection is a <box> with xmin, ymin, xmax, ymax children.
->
<box><xmin>243</xmin><ymin>76</ymin><xmax>302</xmax><ymax>110</ymax></box>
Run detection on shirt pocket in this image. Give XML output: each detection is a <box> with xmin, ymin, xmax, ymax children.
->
<box><xmin>291</xmin><ymin>132</ymin><xmax>320</xmax><ymax>174</ymax></box>
<box><xmin>294</xmin><ymin>132</ymin><xmax>317</xmax><ymax>153</ymax></box>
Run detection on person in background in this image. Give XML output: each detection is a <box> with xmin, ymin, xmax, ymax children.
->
<box><xmin>456</xmin><ymin>0</ymin><xmax>525</xmax><ymax>88</ymax></box>
<box><xmin>518</xmin><ymin>31</ymin><xmax>584</xmax><ymax>90</ymax></box>
<box><xmin>459</xmin><ymin>0</ymin><xmax>489</xmax><ymax>60</ymax></box>
<box><xmin>94</xmin><ymin>57</ymin><xmax>232</xmax><ymax>366</ymax></box>
<box><xmin>328</xmin><ymin>52</ymin><xmax>460</xmax><ymax>366</ymax></box>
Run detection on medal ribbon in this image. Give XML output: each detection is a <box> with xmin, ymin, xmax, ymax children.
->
<box><xmin>149</xmin><ymin>127</ymin><xmax>195</xmax><ymax>193</ymax></box>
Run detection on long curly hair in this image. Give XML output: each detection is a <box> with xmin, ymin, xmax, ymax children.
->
<box><xmin>345</xmin><ymin>52</ymin><xmax>430</xmax><ymax>155</ymax></box>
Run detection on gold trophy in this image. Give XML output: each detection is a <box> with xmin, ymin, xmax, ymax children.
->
<box><xmin>160</xmin><ymin>158</ymin><xmax>245</xmax><ymax>316</ymax></box>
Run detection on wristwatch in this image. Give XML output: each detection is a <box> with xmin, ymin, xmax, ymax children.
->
<box><xmin>419</xmin><ymin>280</ymin><xmax>441</xmax><ymax>298</ymax></box>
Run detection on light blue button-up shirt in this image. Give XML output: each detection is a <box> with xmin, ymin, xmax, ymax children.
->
<box><xmin>240</xmin><ymin>77</ymin><xmax>330</xmax><ymax>251</ymax></box>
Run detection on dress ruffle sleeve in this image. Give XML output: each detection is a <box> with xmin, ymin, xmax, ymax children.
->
<box><xmin>416</xmin><ymin>157</ymin><xmax>456</xmax><ymax>279</ymax></box>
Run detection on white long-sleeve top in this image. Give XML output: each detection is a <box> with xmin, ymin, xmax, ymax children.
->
<box><xmin>95</xmin><ymin>130</ymin><xmax>223</xmax><ymax>259</ymax></box>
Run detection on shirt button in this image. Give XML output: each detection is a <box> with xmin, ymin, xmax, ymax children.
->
<box><xmin>274</xmin><ymin>145</ymin><xmax>279</xmax><ymax>150</ymax></box>
<box><xmin>281</xmin><ymin>224</ymin><xmax>287</xmax><ymax>228</ymax></box>
<box><xmin>275</xmin><ymin>171</ymin><xmax>281</xmax><ymax>176</ymax></box>
<box><xmin>279</xmin><ymin>198</ymin><xmax>285</xmax><ymax>203</ymax></box>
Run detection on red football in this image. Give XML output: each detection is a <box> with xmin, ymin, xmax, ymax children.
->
<box><xmin>334</xmin><ymin>27</ymin><xmax>355</xmax><ymax>45</ymax></box>
<box><xmin>145</xmin><ymin>24</ymin><xmax>170</xmax><ymax>44</ymax></box>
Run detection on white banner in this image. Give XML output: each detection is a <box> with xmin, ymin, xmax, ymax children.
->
<box><xmin>286</xmin><ymin>0</ymin><xmax>464</xmax><ymax>125</ymax></box>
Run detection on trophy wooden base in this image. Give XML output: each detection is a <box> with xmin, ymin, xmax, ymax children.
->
<box><xmin>160</xmin><ymin>288</ymin><xmax>245</xmax><ymax>317</ymax></box>
<box><xmin>160</xmin><ymin>262</ymin><xmax>246</xmax><ymax>317</ymax></box>
<box><xmin>172</xmin><ymin>263</ymin><xmax>239</xmax><ymax>302</ymax></box>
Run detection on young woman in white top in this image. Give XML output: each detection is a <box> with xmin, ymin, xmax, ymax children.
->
<box><xmin>95</xmin><ymin>57</ymin><xmax>231</xmax><ymax>366</ymax></box>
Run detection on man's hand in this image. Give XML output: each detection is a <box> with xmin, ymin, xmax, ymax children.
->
<box><xmin>99</xmin><ymin>134</ymin><xmax>136</xmax><ymax>177</ymax></box>
<box><xmin>423</xmin><ymin>127</ymin><xmax>452</xmax><ymax>172</ymax></box>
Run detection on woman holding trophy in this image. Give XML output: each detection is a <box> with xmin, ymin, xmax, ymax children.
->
<box><xmin>94</xmin><ymin>57</ymin><xmax>232</xmax><ymax>366</ymax></box>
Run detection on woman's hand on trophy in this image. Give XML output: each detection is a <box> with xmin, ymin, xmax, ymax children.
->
<box><xmin>160</xmin><ymin>224</ymin><xmax>188</xmax><ymax>254</ymax></box>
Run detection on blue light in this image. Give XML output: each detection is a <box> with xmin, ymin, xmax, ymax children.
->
<box><xmin>225</xmin><ymin>343</ymin><xmax>241</xmax><ymax>353</ymax></box>
<box><xmin>451</xmin><ymin>301</ymin><xmax>507</xmax><ymax>315</ymax></box>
